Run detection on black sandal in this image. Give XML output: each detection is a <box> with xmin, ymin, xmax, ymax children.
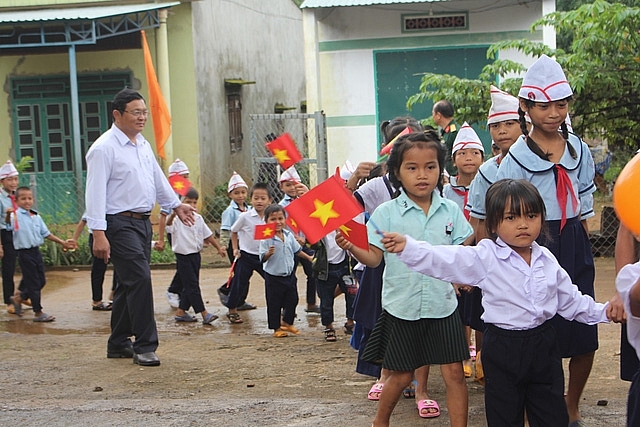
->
<box><xmin>324</xmin><ymin>328</ymin><xmax>337</xmax><ymax>342</ymax></box>
<box><xmin>92</xmin><ymin>302</ymin><xmax>112</xmax><ymax>311</ymax></box>
<box><xmin>344</xmin><ymin>322</ymin><xmax>354</xmax><ymax>335</ymax></box>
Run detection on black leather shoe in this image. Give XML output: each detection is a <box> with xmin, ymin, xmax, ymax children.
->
<box><xmin>133</xmin><ymin>352</ymin><xmax>160</xmax><ymax>366</ymax></box>
<box><xmin>107</xmin><ymin>345</ymin><xmax>134</xmax><ymax>359</ymax></box>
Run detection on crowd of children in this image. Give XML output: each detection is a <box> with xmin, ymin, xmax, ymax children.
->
<box><xmin>4</xmin><ymin>53</ymin><xmax>640</xmax><ymax>426</ymax></box>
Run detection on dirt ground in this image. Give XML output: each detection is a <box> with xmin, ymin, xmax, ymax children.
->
<box><xmin>0</xmin><ymin>255</ymin><xmax>630</xmax><ymax>426</ymax></box>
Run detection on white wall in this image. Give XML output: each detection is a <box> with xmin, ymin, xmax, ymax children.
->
<box><xmin>191</xmin><ymin>0</ymin><xmax>306</xmax><ymax>184</ymax></box>
<box><xmin>304</xmin><ymin>0</ymin><xmax>553</xmax><ymax>168</ymax></box>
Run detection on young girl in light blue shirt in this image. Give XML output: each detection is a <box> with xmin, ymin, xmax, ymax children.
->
<box><xmin>337</xmin><ymin>130</ymin><xmax>473</xmax><ymax>427</ymax></box>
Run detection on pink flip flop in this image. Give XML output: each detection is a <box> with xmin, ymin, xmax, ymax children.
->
<box><xmin>367</xmin><ymin>382</ymin><xmax>384</xmax><ymax>401</ymax></box>
<box><xmin>417</xmin><ymin>399</ymin><xmax>440</xmax><ymax>418</ymax></box>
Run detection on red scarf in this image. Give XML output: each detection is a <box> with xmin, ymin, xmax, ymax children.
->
<box><xmin>451</xmin><ymin>184</ymin><xmax>470</xmax><ymax>220</ymax></box>
<box><xmin>555</xmin><ymin>165</ymin><xmax>578</xmax><ymax>232</ymax></box>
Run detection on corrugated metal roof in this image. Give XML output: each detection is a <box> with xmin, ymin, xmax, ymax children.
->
<box><xmin>300</xmin><ymin>0</ymin><xmax>442</xmax><ymax>8</ymax></box>
<box><xmin>0</xmin><ymin>2</ymin><xmax>180</xmax><ymax>24</ymax></box>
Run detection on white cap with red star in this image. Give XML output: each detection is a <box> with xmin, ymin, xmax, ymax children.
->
<box><xmin>0</xmin><ymin>160</ymin><xmax>18</xmax><ymax>180</ymax></box>
<box><xmin>519</xmin><ymin>54</ymin><xmax>573</xmax><ymax>102</ymax></box>
<box><xmin>227</xmin><ymin>171</ymin><xmax>248</xmax><ymax>193</ymax></box>
<box><xmin>452</xmin><ymin>122</ymin><xmax>484</xmax><ymax>155</ymax></box>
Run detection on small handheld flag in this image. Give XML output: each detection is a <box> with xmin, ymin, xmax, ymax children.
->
<box><xmin>169</xmin><ymin>175</ymin><xmax>192</xmax><ymax>196</ymax></box>
<box><xmin>339</xmin><ymin>218</ymin><xmax>369</xmax><ymax>250</ymax></box>
<box><xmin>379</xmin><ymin>126</ymin><xmax>412</xmax><ymax>159</ymax></box>
<box><xmin>265</xmin><ymin>133</ymin><xmax>303</xmax><ymax>169</ymax></box>
<box><xmin>254</xmin><ymin>223</ymin><xmax>277</xmax><ymax>240</ymax></box>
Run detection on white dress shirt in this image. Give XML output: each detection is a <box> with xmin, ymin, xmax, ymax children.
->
<box><xmin>231</xmin><ymin>208</ymin><xmax>264</xmax><ymax>255</ymax></box>
<box><xmin>398</xmin><ymin>236</ymin><xmax>609</xmax><ymax>330</ymax></box>
<box><xmin>166</xmin><ymin>213</ymin><xmax>212</xmax><ymax>255</ymax></box>
<box><xmin>85</xmin><ymin>124</ymin><xmax>180</xmax><ymax>231</ymax></box>
<box><xmin>616</xmin><ymin>261</ymin><xmax>640</xmax><ymax>359</ymax></box>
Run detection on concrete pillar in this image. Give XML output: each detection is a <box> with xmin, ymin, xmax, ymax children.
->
<box><xmin>156</xmin><ymin>8</ymin><xmax>173</xmax><ymax>167</ymax></box>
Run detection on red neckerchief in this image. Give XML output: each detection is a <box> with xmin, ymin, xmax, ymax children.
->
<box><xmin>9</xmin><ymin>194</ymin><xmax>18</xmax><ymax>230</ymax></box>
<box><xmin>451</xmin><ymin>180</ymin><xmax>470</xmax><ymax>220</ymax></box>
<box><xmin>555</xmin><ymin>165</ymin><xmax>578</xmax><ymax>232</ymax></box>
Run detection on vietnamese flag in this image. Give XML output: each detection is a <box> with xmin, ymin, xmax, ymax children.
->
<box><xmin>169</xmin><ymin>175</ymin><xmax>192</xmax><ymax>196</ymax></box>
<box><xmin>339</xmin><ymin>217</ymin><xmax>369</xmax><ymax>250</ymax></box>
<box><xmin>285</xmin><ymin>175</ymin><xmax>363</xmax><ymax>244</ymax></box>
<box><xmin>286</xmin><ymin>216</ymin><xmax>300</xmax><ymax>235</ymax></box>
<box><xmin>254</xmin><ymin>223</ymin><xmax>277</xmax><ymax>240</ymax></box>
<box><xmin>141</xmin><ymin>30</ymin><xmax>171</xmax><ymax>160</ymax></box>
<box><xmin>265</xmin><ymin>133</ymin><xmax>303</xmax><ymax>169</ymax></box>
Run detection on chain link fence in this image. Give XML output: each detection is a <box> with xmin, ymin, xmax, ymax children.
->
<box><xmin>198</xmin><ymin>111</ymin><xmax>327</xmax><ymax>226</ymax></box>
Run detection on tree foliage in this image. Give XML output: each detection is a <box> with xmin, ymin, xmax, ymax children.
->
<box><xmin>407</xmin><ymin>0</ymin><xmax>640</xmax><ymax>155</ymax></box>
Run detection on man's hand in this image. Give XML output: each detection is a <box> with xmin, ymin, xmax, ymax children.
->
<box><xmin>174</xmin><ymin>203</ymin><xmax>196</xmax><ymax>226</ymax></box>
<box><xmin>92</xmin><ymin>230</ymin><xmax>110</xmax><ymax>264</ymax></box>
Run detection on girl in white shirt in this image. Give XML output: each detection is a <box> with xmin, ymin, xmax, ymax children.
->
<box><xmin>380</xmin><ymin>178</ymin><xmax>613</xmax><ymax>427</ymax></box>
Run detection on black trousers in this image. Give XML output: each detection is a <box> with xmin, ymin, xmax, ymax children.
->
<box><xmin>225</xmin><ymin>251</ymin><xmax>264</xmax><ymax>310</ymax></box>
<box><xmin>483</xmin><ymin>322</ymin><xmax>568</xmax><ymax>427</ymax></box>
<box><xmin>176</xmin><ymin>252</ymin><xmax>205</xmax><ymax>314</ymax></box>
<box><xmin>105</xmin><ymin>215</ymin><xmax>158</xmax><ymax>354</ymax></box>
<box><xmin>88</xmin><ymin>233</ymin><xmax>115</xmax><ymax>302</ymax></box>
<box><xmin>1</xmin><ymin>229</ymin><xmax>16</xmax><ymax>305</ymax></box>
<box><xmin>265</xmin><ymin>272</ymin><xmax>298</xmax><ymax>330</ymax></box>
<box><xmin>16</xmin><ymin>247</ymin><xmax>45</xmax><ymax>313</ymax></box>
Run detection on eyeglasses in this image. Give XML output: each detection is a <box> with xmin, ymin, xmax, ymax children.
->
<box><xmin>123</xmin><ymin>110</ymin><xmax>149</xmax><ymax>117</ymax></box>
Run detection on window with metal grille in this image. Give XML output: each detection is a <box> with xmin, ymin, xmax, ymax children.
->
<box><xmin>402</xmin><ymin>13</ymin><xmax>468</xmax><ymax>32</ymax></box>
<box><xmin>228</xmin><ymin>93</ymin><xmax>243</xmax><ymax>153</ymax></box>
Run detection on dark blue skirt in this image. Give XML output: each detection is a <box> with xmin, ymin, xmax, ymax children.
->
<box><xmin>540</xmin><ymin>216</ymin><xmax>598</xmax><ymax>357</ymax></box>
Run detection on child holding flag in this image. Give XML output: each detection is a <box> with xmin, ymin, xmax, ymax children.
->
<box><xmin>225</xmin><ymin>182</ymin><xmax>272</xmax><ymax>324</ymax></box>
<box><xmin>260</xmin><ymin>204</ymin><xmax>313</xmax><ymax>337</ymax></box>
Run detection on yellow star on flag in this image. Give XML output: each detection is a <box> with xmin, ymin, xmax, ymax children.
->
<box><xmin>173</xmin><ymin>181</ymin><xmax>185</xmax><ymax>191</ymax></box>
<box><xmin>309</xmin><ymin>199</ymin><xmax>340</xmax><ymax>226</ymax></box>
<box><xmin>339</xmin><ymin>223</ymin><xmax>352</xmax><ymax>236</ymax></box>
<box><xmin>262</xmin><ymin>226</ymin><xmax>274</xmax><ymax>237</ymax></box>
<box><xmin>290</xmin><ymin>218</ymin><xmax>297</xmax><ymax>228</ymax></box>
<box><xmin>273</xmin><ymin>148</ymin><xmax>291</xmax><ymax>165</ymax></box>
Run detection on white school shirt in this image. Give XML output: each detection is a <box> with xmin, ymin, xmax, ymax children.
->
<box><xmin>397</xmin><ymin>236</ymin><xmax>609</xmax><ymax>330</ymax></box>
<box><xmin>467</xmin><ymin>156</ymin><xmax>500</xmax><ymax>220</ymax></box>
<box><xmin>354</xmin><ymin>175</ymin><xmax>395</xmax><ymax>214</ymax></box>
<box><xmin>166</xmin><ymin>213</ymin><xmax>212</xmax><ymax>255</ymax></box>
<box><xmin>495</xmin><ymin>133</ymin><xmax>596</xmax><ymax>221</ymax></box>
<box><xmin>230</xmin><ymin>207</ymin><xmax>263</xmax><ymax>255</ymax></box>
<box><xmin>616</xmin><ymin>261</ymin><xmax>640</xmax><ymax>359</ymax></box>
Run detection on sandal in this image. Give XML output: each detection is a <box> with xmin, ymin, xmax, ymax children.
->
<box><xmin>280</xmin><ymin>324</ymin><xmax>300</xmax><ymax>334</ymax></box>
<box><xmin>324</xmin><ymin>328</ymin><xmax>337</xmax><ymax>342</ymax></box>
<box><xmin>273</xmin><ymin>329</ymin><xmax>288</xmax><ymax>338</ymax></box>
<box><xmin>403</xmin><ymin>379</ymin><xmax>417</xmax><ymax>398</ymax></box>
<box><xmin>92</xmin><ymin>302</ymin><xmax>112</xmax><ymax>311</ymax></box>
<box><xmin>175</xmin><ymin>313</ymin><xmax>197</xmax><ymax>322</ymax></box>
<box><xmin>226</xmin><ymin>312</ymin><xmax>243</xmax><ymax>324</ymax></box>
<box><xmin>367</xmin><ymin>382</ymin><xmax>384</xmax><ymax>401</ymax></box>
<box><xmin>9</xmin><ymin>296</ymin><xmax>22</xmax><ymax>316</ymax></box>
<box><xmin>417</xmin><ymin>399</ymin><xmax>440</xmax><ymax>418</ymax></box>
<box><xmin>202</xmin><ymin>313</ymin><xmax>218</xmax><ymax>325</ymax></box>
<box><xmin>33</xmin><ymin>312</ymin><xmax>55</xmax><ymax>322</ymax></box>
<box><xmin>344</xmin><ymin>322</ymin><xmax>354</xmax><ymax>335</ymax></box>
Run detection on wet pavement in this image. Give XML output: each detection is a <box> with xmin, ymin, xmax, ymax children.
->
<box><xmin>0</xmin><ymin>257</ymin><xmax>631</xmax><ymax>426</ymax></box>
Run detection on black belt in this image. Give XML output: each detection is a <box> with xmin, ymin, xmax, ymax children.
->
<box><xmin>116</xmin><ymin>211</ymin><xmax>151</xmax><ymax>220</ymax></box>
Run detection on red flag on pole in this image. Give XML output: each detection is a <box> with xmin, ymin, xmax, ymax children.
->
<box><xmin>254</xmin><ymin>223</ymin><xmax>277</xmax><ymax>240</ymax></box>
<box><xmin>168</xmin><ymin>175</ymin><xmax>192</xmax><ymax>196</ymax></box>
<box><xmin>265</xmin><ymin>133</ymin><xmax>303</xmax><ymax>169</ymax></box>
<box><xmin>339</xmin><ymin>218</ymin><xmax>369</xmax><ymax>250</ymax></box>
<box><xmin>284</xmin><ymin>175</ymin><xmax>363</xmax><ymax>244</ymax></box>
<box><xmin>141</xmin><ymin>30</ymin><xmax>171</xmax><ymax>160</ymax></box>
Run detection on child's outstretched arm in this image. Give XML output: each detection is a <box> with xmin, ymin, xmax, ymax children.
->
<box><xmin>204</xmin><ymin>235</ymin><xmax>227</xmax><ymax>258</ymax></box>
<box><xmin>46</xmin><ymin>233</ymin><xmax>77</xmax><ymax>251</ymax></box>
<box><xmin>296</xmin><ymin>249</ymin><xmax>313</xmax><ymax>262</ymax></box>
<box><xmin>380</xmin><ymin>232</ymin><xmax>406</xmax><ymax>253</ymax></box>
<box><xmin>335</xmin><ymin>230</ymin><xmax>382</xmax><ymax>267</ymax></box>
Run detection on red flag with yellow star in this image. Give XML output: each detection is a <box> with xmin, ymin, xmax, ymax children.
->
<box><xmin>265</xmin><ymin>133</ymin><xmax>303</xmax><ymax>169</ymax></box>
<box><xmin>286</xmin><ymin>216</ymin><xmax>300</xmax><ymax>234</ymax></box>
<box><xmin>254</xmin><ymin>222</ymin><xmax>277</xmax><ymax>240</ymax></box>
<box><xmin>284</xmin><ymin>175</ymin><xmax>363</xmax><ymax>244</ymax></box>
<box><xmin>339</xmin><ymin>217</ymin><xmax>369</xmax><ymax>250</ymax></box>
<box><xmin>169</xmin><ymin>175</ymin><xmax>191</xmax><ymax>196</ymax></box>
